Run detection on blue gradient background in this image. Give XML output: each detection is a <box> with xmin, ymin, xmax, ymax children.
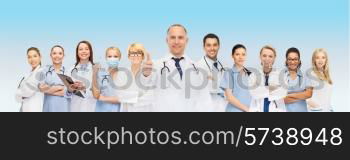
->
<box><xmin>0</xmin><ymin>0</ymin><xmax>349</xmax><ymax>111</ymax></box>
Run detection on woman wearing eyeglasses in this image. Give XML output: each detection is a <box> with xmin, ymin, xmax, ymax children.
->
<box><xmin>118</xmin><ymin>43</ymin><xmax>154</xmax><ymax>112</ymax></box>
<box><xmin>283</xmin><ymin>47</ymin><xmax>313</xmax><ymax>112</ymax></box>
<box><xmin>92</xmin><ymin>47</ymin><xmax>121</xmax><ymax>112</ymax></box>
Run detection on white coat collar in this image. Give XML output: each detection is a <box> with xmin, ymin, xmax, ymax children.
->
<box><xmin>162</xmin><ymin>53</ymin><xmax>193</xmax><ymax>63</ymax></box>
<box><xmin>31</xmin><ymin>65</ymin><xmax>41</xmax><ymax>73</ymax></box>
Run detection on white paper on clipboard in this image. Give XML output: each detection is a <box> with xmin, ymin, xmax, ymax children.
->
<box><xmin>117</xmin><ymin>91</ymin><xmax>139</xmax><ymax>104</ymax></box>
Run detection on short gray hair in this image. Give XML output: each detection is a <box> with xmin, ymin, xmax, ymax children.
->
<box><xmin>167</xmin><ymin>24</ymin><xmax>188</xmax><ymax>34</ymax></box>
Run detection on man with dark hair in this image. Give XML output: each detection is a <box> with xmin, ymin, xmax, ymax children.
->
<box><xmin>196</xmin><ymin>33</ymin><xmax>227</xmax><ymax>112</ymax></box>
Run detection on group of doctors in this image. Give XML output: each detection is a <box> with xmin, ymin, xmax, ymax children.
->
<box><xmin>15</xmin><ymin>24</ymin><xmax>334</xmax><ymax>112</ymax></box>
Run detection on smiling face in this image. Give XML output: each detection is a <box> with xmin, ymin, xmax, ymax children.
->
<box><xmin>232</xmin><ymin>47</ymin><xmax>246</xmax><ymax>67</ymax></box>
<box><xmin>128</xmin><ymin>44</ymin><xmax>145</xmax><ymax>65</ymax></box>
<box><xmin>27</xmin><ymin>50</ymin><xmax>41</xmax><ymax>69</ymax></box>
<box><xmin>260</xmin><ymin>48</ymin><xmax>276</xmax><ymax>70</ymax></box>
<box><xmin>166</xmin><ymin>26</ymin><xmax>188</xmax><ymax>57</ymax></box>
<box><xmin>286</xmin><ymin>52</ymin><xmax>300</xmax><ymax>71</ymax></box>
<box><xmin>51</xmin><ymin>47</ymin><xmax>64</xmax><ymax>65</ymax></box>
<box><xmin>314</xmin><ymin>52</ymin><xmax>327</xmax><ymax>70</ymax></box>
<box><xmin>204</xmin><ymin>38</ymin><xmax>220</xmax><ymax>60</ymax></box>
<box><xmin>77</xmin><ymin>43</ymin><xmax>91</xmax><ymax>62</ymax></box>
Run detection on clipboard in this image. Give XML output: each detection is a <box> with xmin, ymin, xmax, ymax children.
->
<box><xmin>57</xmin><ymin>74</ymin><xmax>85</xmax><ymax>98</ymax></box>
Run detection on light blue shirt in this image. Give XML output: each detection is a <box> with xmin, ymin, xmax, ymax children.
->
<box><xmin>95</xmin><ymin>69</ymin><xmax>120</xmax><ymax>112</ymax></box>
<box><xmin>220</xmin><ymin>65</ymin><xmax>252</xmax><ymax>112</ymax></box>
<box><xmin>42</xmin><ymin>65</ymin><xmax>70</xmax><ymax>112</ymax></box>
<box><xmin>284</xmin><ymin>68</ymin><xmax>312</xmax><ymax>112</ymax></box>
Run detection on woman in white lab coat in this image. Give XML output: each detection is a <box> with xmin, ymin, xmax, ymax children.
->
<box><xmin>119</xmin><ymin>43</ymin><xmax>154</xmax><ymax>112</ymax></box>
<box><xmin>15</xmin><ymin>47</ymin><xmax>44</xmax><ymax>112</ymax></box>
<box><xmin>248</xmin><ymin>45</ymin><xmax>287</xmax><ymax>112</ymax></box>
<box><xmin>68</xmin><ymin>41</ymin><xmax>96</xmax><ymax>112</ymax></box>
<box><xmin>307</xmin><ymin>49</ymin><xmax>333</xmax><ymax>112</ymax></box>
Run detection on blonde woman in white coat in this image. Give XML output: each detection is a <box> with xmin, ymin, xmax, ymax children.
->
<box><xmin>307</xmin><ymin>49</ymin><xmax>333</xmax><ymax>112</ymax></box>
<box><xmin>248</xmin><ymin>45</ymin><xmax>287</xmax><ymax>112</ymax></box>
<box><xmin>119</xmin><ymin>43</ymin><xmax>154</xmax><ymax>112</ymax></box>
<box><xmin>15</xmin><ymin>47</ymin><xmax>44</xmax><ymax>112</ymax></box>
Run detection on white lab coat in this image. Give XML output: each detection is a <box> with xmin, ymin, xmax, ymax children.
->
<box><xmin>306</xmin><ymin>71</ymin><xmax>333</xmax><ymax>112</ymax></box>
<box><xmin>196</xmin><ymin>56</ymin><xmax>227</xmax><ymax>112</ymax></box>
<box><xmin>116</xmin><ymin>69</ymin><xmax>155</xmax><ymax>112</ymax></box>
<box><xmin>248</xmin><ymin>67</ymin><xmax>287</xmax><ymax>112</ymax></box>
<box><xmin>141</xmin><ymin>54</ymin><xmax>213</xmax><ymax>112</ymax></box>
<box><xmin>15</xmin><ymin>65</ymin><xmax>44</xmax><ymax>112</ymax></box>
<box><xmin>68</xmin><ymin>62</ymin><xmax>96</xmax><ymax>112</ymax></box>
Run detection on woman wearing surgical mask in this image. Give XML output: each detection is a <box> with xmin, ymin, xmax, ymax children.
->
<box><xmin>39</xmin><ymin>45</ymin><xmax>70</xmax><ymax>112</ymax></box>
<box><xmin>68</xmin><ymin>40</ymin><xmax>96</xmax><ymax>112</ymax></box>
<box><xmin>15</xmin><ymin>47</ymin><xmax>44</xmax><ymax>112</ymax></box>
<box><xmin>307</xmin><ymin>49</ymin><xmax>333</xmax><ymax>112</ymax></box>
<box><xmin>119</xmin><ymin>43</ymin><xmax>154</xmax><ymax>112</ymax></box>
<box><xmin>248</xmin><ymin>45</ymin><xmax>287</xmax><ymax>112</ymax></box>
<box><xmin>283</xmin><ymin>47</ymin><xmax>313</xmax><ymax>112</ymax></box>
<box><xmin>92</xmin><ymin>47</ymin><xmax>121</xmax><ymax>112</ymax></box>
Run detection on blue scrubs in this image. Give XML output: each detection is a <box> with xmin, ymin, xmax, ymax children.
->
<box><xmin>95</xmin><ymin>70</ymin><xmax>120</xmax><ymax>112</ymax></box>
<box><xmin>42</xmin><ymin>65</ymin><xmax>70</xmax><ymax>112</ymax></box>
<box><xmin>285</xmin><ymin>69</ymin><xmax>311</xmax><ymax>112</ymax></box>
<box><xmin>220</xmin><ymin>65</ymin><xmax>252</xmax><ymax>112</ymax></box>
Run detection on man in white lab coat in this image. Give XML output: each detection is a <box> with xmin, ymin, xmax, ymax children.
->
<box><xmin>140</xmin><ymin>24</ymin><xmax>213</xmax><ymax>112</ymax></box>
<box><xmin>196</xmin><ymin>33</ymin><xmax>227</xmax><ymax>112</ymax></box>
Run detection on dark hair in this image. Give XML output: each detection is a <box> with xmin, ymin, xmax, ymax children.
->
<box><xmin>75</xmin><ymin>41</ymin><xmax>94</xmax><ymax>67</ymax></box>
<box><xmin>27</xmin><ymin>47</ymin><xmax>42</xmax><ymax>65</ymax></box>
<box><xmin>51</xmin><ymin>45</ymin><xmax>65</xmax><ymax>53</ymax></box>
<box><xmin>231</xmin><ymin>44</ymin><xmax>246</xmax><ymax>55</ymax></box>
<box><xmin>203</xmin><ymin>33</ymin><xmax>220</xmax><ymax>46</ymax></box>
<box><xmin>285</xmin><ymin>47</ymin><xmax>301</xmax><ymax>68</ymax></box>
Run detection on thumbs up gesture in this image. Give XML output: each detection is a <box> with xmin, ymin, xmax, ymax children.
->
<box><xmin>142</xmin><ymin>52</ymin><xmax>153</xmax><ymax>77</ymax></box>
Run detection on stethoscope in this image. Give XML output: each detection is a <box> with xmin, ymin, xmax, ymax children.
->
<box><xmin>46</xmin><ymin>65</ymin><xmax>65</xmax><ymax>77</ymax></box>
<box><xmin>285</xmin><ymin>69</ymin><xmax>302</xmax><ymax>88</ymax></box>
<box><xmin>161</xmin><ymin>61</ymin><xmax>170</xmax><ymax>75</ymax></box>
<box><xmin>229</xmin><ymin>66</ymin><xmax>251</xmax><ymax>89</ymax></box>
<box><xmin>101</xmin><ymin>74</ymin><xmax>111</xmax><ymax>86</ymax></box>
<box><xmin>203</xmin><ymin>56</ymin><xmax>225</xmax><ymax>73</ymax></box>
<box><xmin>160</xmin><ymin>60</ymin><xmax>199</xmax><ymax>75</ymax></box>
<box><xmin>17</xmin><ymin>77</ymin><xmax>25</xmax><ymax>89</ymax></box>
<box><xmin>71</xmin><ymin>63</ymin><xmax>90</xmax><ymax>75</ymax></box>
<box><xmin>71</xmin><ymin>67</ymin><xmax>78</xmax><ymax>74</ymax></box>
<box><xmin>18</xmin><ymin>65</ymin><xmax>42</xmax><ymax>88</ymax></box>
